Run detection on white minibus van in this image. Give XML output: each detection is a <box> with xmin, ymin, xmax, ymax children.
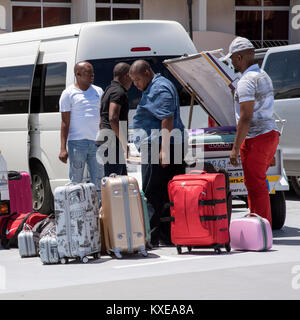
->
<box><xmin>261</xmin><ymin>44</ymin><xmax>300</xmax><ymax>197</ymax></box>
<box><xmin>0</xmin><ymin>20</ymin><xmax>200</xmax><ymax>213</ymax></box>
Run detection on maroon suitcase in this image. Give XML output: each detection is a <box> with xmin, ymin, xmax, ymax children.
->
<box><xmin>8</xmin><ymin>171</ymin><xmax>33</xmax><ymax>214</ymax></box>
<box><xmin>168</xmin><ymin>170</ymin><xmax>231</xmax><ymax>254</ymax></box>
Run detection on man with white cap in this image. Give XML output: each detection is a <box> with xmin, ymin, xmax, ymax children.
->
<box><xmin>223</xmin><ymin>36</ymin><xmax>279</xmax><ymax>227</ymax></box>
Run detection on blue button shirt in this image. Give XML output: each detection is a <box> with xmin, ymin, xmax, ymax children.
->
<box><xmin>133</xmin><ymin>74</ymin><xmax>184</xmax><ymax>146</ymax></box>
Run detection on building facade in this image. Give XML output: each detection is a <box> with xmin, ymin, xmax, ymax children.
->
<box><xmin>0</xmin><ymin>0</ymin><xmax>299</xmax><ymax>51</ymax></box>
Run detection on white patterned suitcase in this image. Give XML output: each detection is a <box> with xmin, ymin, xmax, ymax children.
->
<box><xmin>39</xmin><ymin>231</ymin><xmax>59</xmax><ymax>265</ymax></box>
<box><xmin>54</xmin><ymin>183</ymin><xmax>101</xmax><ymax>264</ymax></box>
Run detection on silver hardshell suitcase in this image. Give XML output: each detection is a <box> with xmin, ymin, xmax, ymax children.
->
<box><xmin>39</xmin><ymin>231</ymin><xmax>59</xmax><ymax>265</ymax></box>
<box><xmin>54</xmin><ymin>182</ymin><xmax>101</xmax><ymax>264</ymax></box>
<box><xmin>18</xmin><ymin>225</ymin><xmax>39</xmax><ymax>258</ymax></box>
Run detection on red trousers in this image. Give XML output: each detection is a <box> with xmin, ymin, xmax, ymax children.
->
<box><xmin>240</xmin><ymin>130</ymin><xmax>279</xmax><ymax>226</ymax></box>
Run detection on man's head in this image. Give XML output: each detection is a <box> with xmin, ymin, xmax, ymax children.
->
<box><xmin>113</xmin><ymin>62</ymin><xmax>132</xmax><ymax>91</ymax></box>
<box><xmin>129</xmin><ymin>60</ymin><xmax>154</xmax><ymax>91</ymax></box>
<box><xmin>74</xmin><ymin>61</ymin><xmax>94</xmax><ymax>89</ymax></box>
<box><xmin>221</xmin><ymin>37</ymin><xmax>255</xmax><ymax>73</ymax></box>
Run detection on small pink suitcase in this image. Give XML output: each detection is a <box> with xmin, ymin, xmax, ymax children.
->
<box><xmin>229</xmin><ymin>213</ymin><xmax>272</xmax><ymax>251</ymax></box>
<box><xmin>8</xmin><ymin>171</ymin><xmax>33</xmax><ymax>214</ymax></box>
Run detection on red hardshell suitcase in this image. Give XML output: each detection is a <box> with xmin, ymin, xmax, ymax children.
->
<box><xmin>8</xmin><ymin>171</ymin><xmax>33</xmax><ymax>214</ymax></box>
<box><xmin>167</xmin><ymin>170</ymin><xmax>231</xmax><ymax>254</ymax></box>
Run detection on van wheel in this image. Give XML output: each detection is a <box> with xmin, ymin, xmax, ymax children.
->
<box><xmin>270</xmin><ymin>191</ymin><xmax>286</xmax><ymax>230</ymax></box>
<box><xmin>31</xmin><ymin>162</ymin><xmax>53</xmax><ymax>215</ymax></box>
<box><xmin>290</xmin><ymin>176</ymin><xmax>300</xmax><ymax>198</ymax></box>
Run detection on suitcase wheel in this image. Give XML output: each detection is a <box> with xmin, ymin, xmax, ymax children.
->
<box><xmin>176</xmin><ymin>245</ymin><xmax>182</xmax><ymax>255</ymax></box>
<box><xmin>139</xmin><ymin>248</ymin><xmax>148</xmax><ymax>257</ymax></box>
<box><xmin>60</xmin><ymin>258</ymin><xmax>69</xmax><ymax>264</ymax></box>
<box><xmin>93</xmin><ymin>253</ymin><xmax>101</xmax><ymax>260</ymax></box>
<box><xmin>214</xmin><ymin>247</ymin><xmax>222</xmax><ymax>254</ymax></box>
<box><xmin>82</xmin><ymin>256</ymin><xmax>89</xmax><ymax>264</ymax></box>
<box><xmin>225</xmin><ymin>243</ymin><xmax>231</xmax><ymax>253</ymax></box>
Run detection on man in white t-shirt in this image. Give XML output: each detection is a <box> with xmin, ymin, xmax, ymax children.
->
<box><xmin>59</xmin><ymin>61</ymin><xmax>104</xmax><ymax>203</ymax></box>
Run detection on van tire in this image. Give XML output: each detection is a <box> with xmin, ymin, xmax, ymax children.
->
<box><xmin>290</xmin><ymin>176</ymin><xmax>300</xmax><ymax>198</ymax></box>
<box><xmin>270</xmin><ymin>191</ymin><xmax>286</xmax><ymax>230</ymax></box>
<box><xmin>31</xmin><ymin>162</ymin><xmax>54</xmax><ymax>215</ymax></box>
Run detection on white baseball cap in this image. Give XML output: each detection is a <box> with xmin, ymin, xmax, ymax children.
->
<box><xmin>220</xmin><ymin>37</ymin><xmax>254</xmax><ymax>61</ymax></box>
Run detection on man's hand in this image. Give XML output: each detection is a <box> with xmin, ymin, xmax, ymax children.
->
<box><xmin>159</xmin><ymin>149</ymin><xmax>169</xmax><ymax>168</ymax></box>
<box><xmin>230</xmin><ymin>148</ymin><xmax>239</xmax><ymax>167</ymax></box>
<box><xmin>59</xmin><ymin>149</ymin><xmax>68</xmax><ymax>164</ymax></box>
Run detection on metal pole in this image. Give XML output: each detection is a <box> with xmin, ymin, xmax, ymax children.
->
<box><xmin>187</xmin><ymin>0</ymin><xmax>193</xmax><ymax>40</ymax></box>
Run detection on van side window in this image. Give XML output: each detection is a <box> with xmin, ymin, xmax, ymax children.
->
<box><xmin>264</xmin><ymin>50</ymin><xmax>300</xmax><ymax>100</ymax></box>
<box><xmin>30</xmin><ymin>62</ymin><xmax>67</xmax><ymax>113</ymax></box>
<box><xmin>0</xmin><ymin>65</ymin><xmax>35</xmax><ymax>114</ymax></box>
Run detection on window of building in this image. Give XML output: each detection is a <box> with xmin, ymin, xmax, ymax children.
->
<box><xmin>235</xmin><ymin>0</ymin><xmax>290</xmax><ymax>48</ymax></box>
<box><xmin>264</xmin><ymin>50</ymin><xmax>300</xmax><ymax>99</ymax></box>
<box><xmin>11</xmin><ymin>0</ymin><xmax>71</xmax><ymax>32</ymax></box>
<box><xmin>96</xmin><ymin>0</ymin><xmax>141</xmax><ymax>22</ymax></box>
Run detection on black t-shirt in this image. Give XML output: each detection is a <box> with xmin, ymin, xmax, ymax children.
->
<box><xmin>100</xmin><ymin>80</ymin><xmax>129</xmax><ymax>130</ymax></box>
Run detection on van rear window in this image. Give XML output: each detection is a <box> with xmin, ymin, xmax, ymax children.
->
<box><xmin>264</xmin><ymin>50</ymin><xmax>300</xmax><ymax>100</ymax></box>
<box><xmin>89</xmin><ymin>56</ymin><xmax>191</xmax><ymax>109</ymax></box>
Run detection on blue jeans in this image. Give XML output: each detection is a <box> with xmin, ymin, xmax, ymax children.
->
<box><xmin>68</xmin><ymin>139</ymin><xmax>104</xmax><ymax>204</ymax></box>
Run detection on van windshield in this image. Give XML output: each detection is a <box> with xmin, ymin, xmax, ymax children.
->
<box><xmin>89</xmin><ymin>56</ymin><xmax>190</xmax><ymax>109</ymax></box>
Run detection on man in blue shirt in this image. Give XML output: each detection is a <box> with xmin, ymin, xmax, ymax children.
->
<box><xmin>130</xmin><ymin>60</ymin><xmax>186</xmax><ymax>247</ymax></box>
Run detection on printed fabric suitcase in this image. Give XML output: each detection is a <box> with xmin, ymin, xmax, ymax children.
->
<box><xmin>101</xmin><ymin>174</ymin><xmax>147</xmax><ymax>259</ymax></box>
<box><xmin>8</xmin><ymin>171</ymin><xmax>33</xmax><ymax>214</ymax></box>
<box><xmin>168</xmin><ymin>170</ymin><xmax>231</xmax><ymax>254</ymax></box>
<box><xmin>54</xmin><ymin>182</ymin><xmax>101</xmax><ymax>264</ymax></box>
<box><xmin>229</xmin><ymin>213</ymin><xmax>272</xmax><ymax>251</ymax></box>
<box><xmin>0</xmin><ymin>211</ymin><xmax>48</xmax><ymax>249</ymax></box>
<box><xmin>39</xmin><ymin>231</ymin><xmax>59</xmax><ymax>265</ymax></box>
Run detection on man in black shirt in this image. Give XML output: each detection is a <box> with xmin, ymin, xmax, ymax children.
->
<box><xmin>100</xmin><ymin>62</ymin><xmax>132</xmax><ymax>176</ymax></box>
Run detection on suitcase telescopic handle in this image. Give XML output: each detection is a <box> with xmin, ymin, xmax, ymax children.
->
<box><xmin>8</xmin><ymin>171</ymin><xmax>22</xmax><ymax>180</ymax></box>
<box><xmin>189</xmin><ymin>170</ymin><xmax>207</xmax><ymax>175</ymax></box>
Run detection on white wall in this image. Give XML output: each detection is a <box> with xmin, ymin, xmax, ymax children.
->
<box><xmin>0</xmin><ymin>0</ymin><xmax>10</xmax><ymax>32</ymax></box>
<box><xmin>290</xmin><ymin>0</ymin><xmax>300</xmax><ymax>44</ymax></box>
<box><xmin>143</xmin><ymin>0</ymin><xmax>189</xmax><ymax>31</ymax></box>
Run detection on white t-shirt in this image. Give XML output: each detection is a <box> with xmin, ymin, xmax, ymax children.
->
<box><xmin>234</xmin><ymin>64</ymin><xmax>278</xmax><ymax>138</ymax></box>
<box><xmin>59</xmin><ymin>84</ymin><xmax>103</xmax><ymax>141</ymax></box>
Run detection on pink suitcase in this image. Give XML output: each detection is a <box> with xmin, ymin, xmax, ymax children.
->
<box><xmin>229</xmin><ymin>213</ymin><xmax>272</xmax><ymax>251</ymax></box>
<box><xmin>8</xmin><ymin>171</ymin><xmax>33</xmax><ymax>214</ymax></box>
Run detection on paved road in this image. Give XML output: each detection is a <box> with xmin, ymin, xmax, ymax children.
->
<box><xmin>0</xmin><ymin>190</ymin><xmax>299</xmax><ymax>301</ymax></box>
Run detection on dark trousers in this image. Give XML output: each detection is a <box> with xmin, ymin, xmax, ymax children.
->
<box><xmin>104</xmin><ymin>137</ymin><xmax>127</xmax><ymax>176</ymax></box>
<box><xmin>141</xmin><ymin>143</ymin><xmax>186</xmax><ymax>245</ymax></box>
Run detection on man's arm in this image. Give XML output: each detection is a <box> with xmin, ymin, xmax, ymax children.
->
<box><xmin>160</xmin><ymin>115</ymin><xmax>174</xmax><ymax>168</ymax></box>
<box><xmin>59</xmin><ymin>111</ymin><xmax>70</xmax><ymax>164</ymax></box>
<box><xmin>109</xmin><ymin>102</ymin><xmax>128</xmax><ymax>156</ymax></box>
<box><xmin>230</xmin><ymin>100</ymin><xmax>254</xmax><ymax>166</ymax></box>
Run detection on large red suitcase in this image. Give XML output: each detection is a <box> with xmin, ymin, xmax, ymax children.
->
<box><xmin>167</xmin><ymin>170</ymin><xmax>231</xmax><ymax>254</ymax></box>
<box><xmin>8</xmin><ymin>171</ymin><xmax>33</xmax><ymax>214</ymax></box>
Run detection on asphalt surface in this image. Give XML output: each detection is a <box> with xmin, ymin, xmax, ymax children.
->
<box><xmin>0</xmin><ymin>190</ymin><xmax>299</xmax><ymax>301</ymax></box>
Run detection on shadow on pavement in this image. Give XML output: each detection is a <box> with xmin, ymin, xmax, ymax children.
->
<box><xmin>273</xmin><ymin>226</ymin><xmax>300</xmax><ymax>238</ymax></box>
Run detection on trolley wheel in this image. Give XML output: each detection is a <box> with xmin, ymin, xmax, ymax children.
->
<box><xmin>225</xmin><ymin>243</ymin><xmax>231</xmax><ymax>252</ymax></box>
<box><xmin>187</xmin><ymin>246</ymin><xmax>192</xmax><ymax>253</ymax></box>
<box><xmin>93</xmin><ymin>253</ymin><xmax>101</xmax><ymax>260</ymax></box>
<box><xmin>214</xmin><ymin>247</ymin><xmax>222</xmax><ymax>254</ymax></box>
<box><xmin>176</xmin><ymin>245</ymin><xmax>182</xmax><ymax>254</ymax></box>
<box><xmin>60</xmin><ymin>258</ymin><xmax>68</xmax><ymax>264</ymax></box>
<box><xmin>82</xmin><ymin>256</ymin><xmax>89</xmax><ymax>264</ymax></box>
